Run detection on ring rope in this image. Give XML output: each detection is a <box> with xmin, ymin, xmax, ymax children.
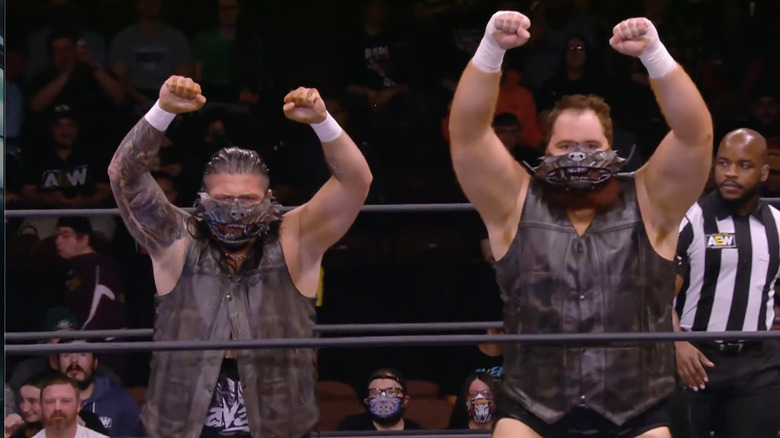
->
<box><xmin>6</xmin><ymin>199</ymin><xmax>780</xmax><ymax>218</ymax></box>
<box><xmin>4</xmin><ymin>203</ymin><xmax>479</xmax><ymax>218</ymax></box>
<box><xmin>7</xmin><ymin>319</ymin><xmax>780</xmax><ymax>343</ymax></box>
<box><xmin>316</xmin><ymin>431</ymin><xmax>490</xmax><ymax>438</ymax></box>
<box><xmin>4</xmin><ymin>321</ymin><xmax>507</xmax><ymax>342</ymax></box>
<box><xmin>7</xmin><ymin>331</ymin><xmax>780</xmax><ymax>355</ymax></box>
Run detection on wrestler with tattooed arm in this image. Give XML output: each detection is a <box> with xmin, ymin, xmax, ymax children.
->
<box><xmin>108</xmin><ymin>75</ymin><xmax>372</xmax><ymax>438</ymax></box>
<box><xmin>449</xmin><ymin>12</ymin><xmax>713</xmax><ymax>438</ymax></box>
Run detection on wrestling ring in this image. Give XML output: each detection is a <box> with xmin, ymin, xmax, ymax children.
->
<box><xmin>6</xmin><ymin>201</ymin><xmax>780</xmax><ymax>438</ymax></box>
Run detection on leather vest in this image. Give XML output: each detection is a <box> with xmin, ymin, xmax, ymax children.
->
<box><xmin>493</xmin><ymin>174</ymin><xmax>676</xmax><ymax>425</ymax></box>
<box><xmin>141</xmin><ymin>232</ymin><xmax>318</xmax><ymax>438</ymax></box>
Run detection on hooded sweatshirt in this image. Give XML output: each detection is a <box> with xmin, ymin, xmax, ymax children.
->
<box><xmin>80</xmin><ymin>377</ymin><xmax>141</xmax><ymax>437</ymax></box>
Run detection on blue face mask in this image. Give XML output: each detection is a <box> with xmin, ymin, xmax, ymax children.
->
<box><xmin>368</xmin><ymin>395</ymin><xmax>403</xmax><ymax>424</ymax></box>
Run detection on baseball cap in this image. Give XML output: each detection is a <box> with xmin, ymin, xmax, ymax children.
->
<box><xmin>41</xmin><ymin>307</ymin><xmax>80</xmax><ymax>331</ymax></box>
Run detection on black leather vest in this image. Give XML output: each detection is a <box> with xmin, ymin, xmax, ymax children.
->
<box><xmin>493</xmin><ymin>174</ymin><xmax>676</xmax><ymax>425</ymax></box>
<box><xmin>141</xmin><ymin>233</ymin><xmax>318</xmax><ymax>438</ymax></box>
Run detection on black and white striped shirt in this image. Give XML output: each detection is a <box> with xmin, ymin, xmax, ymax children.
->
<box><xmin>675</xmin><ymin>191</ymin><xmax>780</xmax><ymax>332</ymax></box>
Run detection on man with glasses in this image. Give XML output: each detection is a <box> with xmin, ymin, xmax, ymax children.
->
<box><xmin>336</xmin><ymin>369</ymin><xmax>421</xmax><ymax>431</ymax></box>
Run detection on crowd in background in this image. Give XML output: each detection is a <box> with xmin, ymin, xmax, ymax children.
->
<box><xmin>4</xmin><ymin>0</ymin><xmax>780</xmax><ymax>435</ymax></box>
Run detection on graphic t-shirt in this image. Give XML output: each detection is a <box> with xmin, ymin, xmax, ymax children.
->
<box><xmin>201</xmin><ymin>358</ymin><xmax>250</xmax><ymax>437</ymax></box>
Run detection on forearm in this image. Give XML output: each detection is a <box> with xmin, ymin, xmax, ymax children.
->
<box><xmin>28</xmin><ymin>75</ymin><xmax>68</xmax><ymax>112</ymax></box>
<box><xmin>93</xmin><ymin>68</ymin><xmax>126</xmax><ymax>104</ymax></box>
<box><xmin>649</xmin><ymin>67</ymin><xmax>712</xmax><ymax>144</ymax></box>
<box><xmin>80</xmin><ymin>184</ymin><xmax>112</xmax><ymax>207</ymax></box>
<box><xmin>672</xmin><ymin>310</ymin><xmax>682</xmax><ymax>333</ymax></box>
<box><xmin>314</xmin><ymin>115</ymin><xmax>372</xmax><ymax>187</ymax></box>
<box><xmin>449</xmin><ymin>63</ymin><xmax>502</xmax><ymax>145</ymax></box>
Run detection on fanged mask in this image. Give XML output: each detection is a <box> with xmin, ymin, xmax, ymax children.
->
<box><xmin>527</xmin><ymin>143</ymin><xmax>632</xmax><ymax>191</ymax></box>
<box><xmin>192</xmin><ymin>192</ymin><xmax>284</xmax><ymax>249</ymax></box>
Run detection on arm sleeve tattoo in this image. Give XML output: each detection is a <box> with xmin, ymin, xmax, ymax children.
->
<box><xmin>108</xmin><ymin>118</ymin><xmax>188</xmax><ymax>253</ymax></box>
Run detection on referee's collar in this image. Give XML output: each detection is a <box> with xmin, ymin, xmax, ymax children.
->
<box><xmin>707</xmin><ymin>190</ymin><xmax>766</xmax><ymax>222</ymax></box>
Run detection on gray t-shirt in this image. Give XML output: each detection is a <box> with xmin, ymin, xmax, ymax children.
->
<box><xmin>108</xmin><ymin>23</ymin><xmax>191</xmax><ymax>92</ymax></box>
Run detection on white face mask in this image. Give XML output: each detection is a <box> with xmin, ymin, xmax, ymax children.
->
<box><xmin>466</xmin><ymin>393</ymin><xmax>494</xmax><ymax>424</ymax></box>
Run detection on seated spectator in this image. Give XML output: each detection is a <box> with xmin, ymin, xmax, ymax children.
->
<box><xmin>492</xmin><ymin>112</ymin><xmax>544</xmax><ymax>169</ymax></box>
<box><xmin>442</xmin><ymin>68</ymin><xmax>543</xmax><ymax>151</ymax></box>
<box><xmin>108</xmin><ymin>0</ymin><xmax>192</xmax><ymax>114</ymax></box>
<box><xmin>24</xmin><ymin>0</ymin><xmax>108</xmax><ymax>78</ymax></box>
<box><xmin>440</xmin><ymin>329</ymin><xmax>503</xmax><ymax>405</ymax></box>
<box><xmin>763</xmin><ymin>147</ymin><xmax>780</xmax><ymax>197</ymax></box>
<box><xmin>20</xmin><ymin>105</ymin><xmax>112</xmax><ymax>210</ymax></box>
<box><xmin>151</xmin><ymin>171</ymin><xmax>181</xmax><ymax>206</ymax></box>
<box><xmin>5</xmin><ymin>372</ymin><xmax>109</xmax><ymax>438</ymax></box>
<box><xmin>55</xmin><ymin>340</ymin><xmax>142</xmax><ymax>437</ymax></box>
<box><xmin>192</xmin><ymin>0</ymin><xmax>267</xmax><ymax>104</ymax></box>
<box><xmin>741</xmin><ymin>85</ymin><xmax>780</xmax><ymax>139</ymax></box>
<box><xmin>340</xmin><ymin>0</ymin><xmax>414</xmax><ymax>128</ymax></box>
<box><xmin>447</xmin><ymin>371</ymin><xmax>499</xmax><ymax>430</ymax></box>
<box><xmin>55</xmin><ymin>217</ymin><xmax>128</xmax><ymax>334</ymax></box>
<box><xmin>534</xmin><ymin>33</ymin><xmax>611</xmax><ymax>118</ymax></box>
<box><xmin>336</xmin><ymin>368</ymin><xmax>422</xmax><ymax>431</ymax></box>
<box><xmin>25</xmin><ymin>26</ymin><xmax>124</xmax><ymax>142</ymax></box>
<box><xmin>34</xmin><ymin>375</ymin><xmax>108</xmax><ymax>438</ymax></box>
<box><xmin>8</xmin><ymin>308</ymin><xmax>122</xmax><ymax>407</ymax></box>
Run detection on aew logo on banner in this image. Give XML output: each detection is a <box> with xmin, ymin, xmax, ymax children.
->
<box><xmin>706</xmin><ymin>233</ymin><xmax>737</xmax><ymax>249</ymax></box>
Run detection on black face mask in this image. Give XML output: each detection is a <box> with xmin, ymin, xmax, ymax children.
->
<box><xmin>191</xmin><ymin>192</ymin><xmax>284</xmax><ymax>249</ymax></box>
<box><xmin>527</xmin><ymin>143</ymin><xmax>632</xmax><ymax>191</ymax></box>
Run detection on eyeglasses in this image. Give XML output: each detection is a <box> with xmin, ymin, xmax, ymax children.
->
<box><xmin>568</xmin><ymin>45</ymin><xmax>585</xmax><ymax>52</ymax></box>
<box><xmin>368</xmin><ymin>387</ymin><xmax>404</xmax><ymax>398</ymax></box>
<box><xmin>467</xmin><ymin>389</ymin><xmax>493</xmax><ymax>399</ymax></box>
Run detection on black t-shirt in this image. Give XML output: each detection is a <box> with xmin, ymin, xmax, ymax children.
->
<box><xmin>441</xmin><ymin>346</ymin><xmax>504</xmax><ymax>397</ymax></box>
<box><xmin>200</xmin><ymin>358</ymin><xmax>251</xmax><ymax>438</ymax></box>
<box><xmin>23</xmin><ymin>146</ymin><xmax>109</xmax><ymax>198</ymax></box>
<box><xmin>26</xmin><ymin>66</ymin><xmax>113</xmax><ymax>123</ymax></box>
<box><xmin>342</xmin><ymin>29</ymin><xmax>409</xmax><ymax>90</ymax></box>
<box><xmin>336</xmin><ymin>413</ymin><xmax>422</xmax><ymax>431</ymax></box>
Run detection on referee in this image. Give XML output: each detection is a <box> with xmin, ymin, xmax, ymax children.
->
<box><xmin>674</xmin><ymin>128</ymin><xmax>780</xmax><ymax>438</ymax></box>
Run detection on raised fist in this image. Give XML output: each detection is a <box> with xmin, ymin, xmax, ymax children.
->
<box><xmin>159</xmin><ymin>76</ymin><xmax>207</xmax><ymax>114</ymax></box>
<box><xmin>487</xmin><ymin>11</ymin><xmax>531</xmax><ymax>50</ymax></box>
<box><xmin>609</xmin><ymin>18</ymin><xmax>658</xmax><ymax>58</ymax></box>
<box><xmin>283</xmin><ymin>87</ymin><xmax>327</xmax><ymax>125</ymax></box>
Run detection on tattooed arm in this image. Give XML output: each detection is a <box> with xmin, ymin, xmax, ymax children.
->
<box><xmin>108</xmin><ymin>75</ymin><xmax>206</xmax><ymax>295</ymax></box>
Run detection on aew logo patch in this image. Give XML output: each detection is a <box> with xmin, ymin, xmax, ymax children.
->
<box><xmin>706</xmin><ymin>233</ymin><xmax>737</xmax><ymax>249</ymax></box>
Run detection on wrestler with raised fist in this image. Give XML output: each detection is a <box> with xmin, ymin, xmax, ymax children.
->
<box><xmin>108</xmin><ymin>76</ymin><xmax>372</xmax><ymax>438</ymax></box>
<box><xmin>448</xmin><ymin>12</ymin><xmax>713</xmax><ymax>438</ymax></box>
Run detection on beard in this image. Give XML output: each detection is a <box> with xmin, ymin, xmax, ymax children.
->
<box><xmin>44</xmin><ymin>410</ymin><xmax>77</xmax><ymax>431</ymax></box>
<box><xmin>543</xmin><ymin>178</ymin><xmax>623</xmax><ymax>211</ymax></box>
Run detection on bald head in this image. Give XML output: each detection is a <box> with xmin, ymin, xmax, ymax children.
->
<box><xmin>714</xmin><ymin>128</ymin><xmax>769</xmax><ymax>202</ymax></box>
<box><xmin>719</xmin><ymin>128</ymin><xmax>768</xmax><ymax>163</ymax></box>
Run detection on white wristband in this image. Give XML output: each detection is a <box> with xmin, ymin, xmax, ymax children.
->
<box><xmin>472</xmin><ymin>36</ymin><xmax>506</xmax><ymax>73</ymax></box>
<box><xmin>639</xmin><ymin>39</ymin><xmax>676</xmax><ymax>79</ymax></box>
<box><xmin>311</xmin><ymin>112</ymin><xmax>343</xmax><ymax>143</ymax></box>
<box><xmin>143</xmin><ymin>100</ymin><xmax>176</xmax><ymax>132</ymax></box>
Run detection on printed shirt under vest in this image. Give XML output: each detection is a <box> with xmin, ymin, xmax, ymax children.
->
<box><xmin>675</xmin><ymin>191</ymin><xmax>780</xmax><ymax>332</ymax></box>
<box><xmin>140</xmin><ymin>234</ymin><xmax>318</xmax><ymax>438</ymax></box>
<box><xmin>492</xmin><ymin>174</ymin><xmax>677</xmax><ymax>426</ymax></box>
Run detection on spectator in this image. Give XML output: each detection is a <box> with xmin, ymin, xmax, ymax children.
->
<box><xmin>34</xmin><ymin>375</ymin><xmax>108</xmax><ymax>438</ymax></box>
<box><xmin>741</xmin><ymin>86</ymin><xmax>780</xmax><ymax>140</ymax></box>
<box><xmin>20</xmin><ymin>105</ymin><xmax>112</xmax><ymax>210</ymax></box>
<box><xmin>24</xmin><ymin>0</ymin><xmax>108</xmax><ymax>79</ymax></box>
<box><xmin>341</xmin><ymin>0</ymin><xmax>413</xmax><ymax>126</ymax></box>
<box><xmin>534</xmin><ymin>33</ymin><xmax>610</xmax><ymax>118</ymax></box>
<box><xmin>492</xmin><ymin>112</ymin><xmax>544</xmax><ymax>169</ymax></box>
<box><xmin>55</xmin><ymin>340</ymin><xmax>141</xmax><ymax>438</ymax></box>
<box><xmin>55</xmin><ymin>217</ymin><xmax>128</xmax><ymax>333</ymax></box>
<box><xmin>440</xmin><ymin>329</ymin><xmax>503</xmax><ymax>405</ymax></box>
<box><xmin>447</xmin><ymin>371</ymin><xmax>500</xmax><ymax>430</ymax></box>
<box><xmin>8</xmin><ymin>308</ymin><xmax>123</xmax><ymax>408</ymax></box>
<box><xmin>763</xmin><ymin>147</ymin><xmax>780</xmax><ymax>197</ymax></box>
<box><xmin>5</xmin><ymin>372</ymin><xmax>109</xmax><ymax>438</ymax></box>
<box><xmin>25</xmin><ymin>26</ymin><xmax>124</xmax><ymax>138</ymax></box>
<box><xmin>336</xmin><ymin>368</ymin><xmax>422</xmax><ymax>431</ymax></box>
<box><xmin>192</xmin><ymin>0</ymin><xmax>267</xmax><ymax>104</ymax></box>
<box><xmin>108</xmin><ymin>0</ymin><xmax>192</xmax><ymax>114</ymax></box>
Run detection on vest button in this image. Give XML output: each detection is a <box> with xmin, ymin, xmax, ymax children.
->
<box><xmin>226</xmin><ymin>294</ymin><xmax>233</xmax><ymax>301</ymax></box>
<box><xmin>579</xmin><ymin>295</ymin><xmax>585</xmax><ymax>300</ymax></box>
<box><xmin>580</xmin><ymin>394</ymin><xmax>586</xmax><ymax>401</ymax></box>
